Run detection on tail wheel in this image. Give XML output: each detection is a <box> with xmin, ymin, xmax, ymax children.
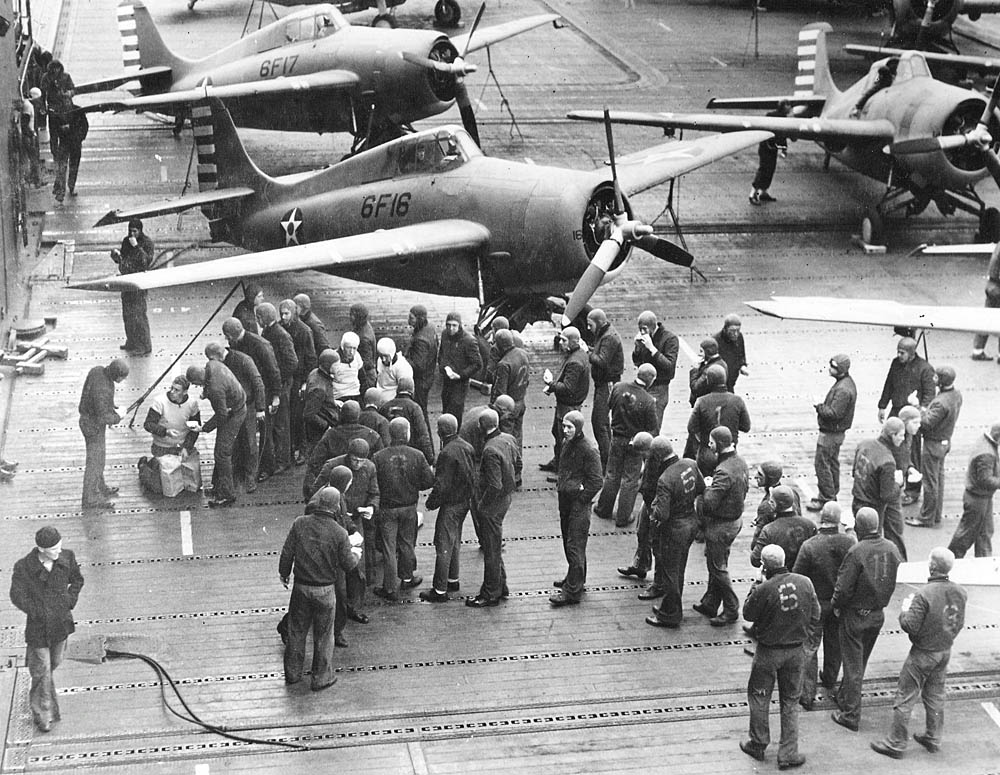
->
<box><xmin>434</xmin><ymin>0</ymin><xmax>461</xmax><ymax>27</ymax></box>
<box><xmin>979</xmin><ymin>207</ymin><xmax>1000</xmax><ymax>242</ymax></box>
<box><xmin>861</xmin><ymin>208</ymin><xmax>884</xmax><ymax>246</ymax></box>
<box><xmin>371</xmin><ymin>13</ymin><xmax>397</xmax><ymax>27</ymax></box>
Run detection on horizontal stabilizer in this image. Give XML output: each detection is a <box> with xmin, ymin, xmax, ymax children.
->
<box><xmin>71</xmin><ymin>219</ymin><xmax>491</xmax><ymax>292</ymax></box>
<box><xmin>746</xmin><ymin>296</ymin><xmax>1000</xmax><ymax>335</ymax></box>
<box><xmin>74</xmin><ymin>66</ymin><xmax>173</xmax><ymax>95</ymax></box>
<box><xmin>896</xmin><ymin>556</ymin><xmax>1000</xmax><ymax>586</ymax></box>
<box><xmin>94</xmin><ymin>187</ymin><xmax>256</xmax><ymax>227</ymax></box>
<box><xmin>83</xmin><ymin>70</ymin><xmax>359</xmax><ymax>113</ymax></box>
<box><xmin>570</xmin><ymin>110</ymin><xmax>894</xmax><ymax>144</ymax></box>
<box><xmin>614</xmin><ymin>130</ymin><xmax>771</xmax><ymax>196</ymax></box>
<box><xmin>453</xmin><ymin>14</ymin><xmax>560</xmax><ymax>54</ymax></box>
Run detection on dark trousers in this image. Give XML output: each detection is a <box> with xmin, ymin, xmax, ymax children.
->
<box><xmin>949</xmin><ymin>491</ymin><xmax>994</xmax><ymax>558</ymax></box>
<box><xmin>272</xmin><ymin>381</ymin><xmax>293</xmax><ymax>470</ymax></box>
<box><xmin>477</xmin><ymin>493</ymin><xmax>511</xmax><ymax>601</ymax></box>
<box><xmin>558</xmin><ymin>491</ymin><xmax>591</xmax><ymax>600</ymax></box>
<box><xmin>592</xmin><ymin>381</ymin><xmax>612</xmax><ymax>470</ymax></box>
<box><xmin>917</xmin><ymin>438</ymin><xmax>948</xmax><ymax>526</ymax></box>
<box><xmin>432</xmin><ymin>503</ymin><xmax>469</xmax><ymax>593</ymax></box>
<box><xmin>52</xmin><ymin>136</ymin><xmax>81</xmax><ymax>199</ymax></box>
<box><xmin>80</xmin><ymin>421</ymin><xmax>109</xmax><ymax>505</ymax></box>
<box><xmin>212</xmin><ymin>406</ymin><xmax>245</xmax><ymax>500</ymax></box>
<box><xmin>647</xmin><ymin>382</ymin><xmax>669</xmax><ymax>430</ymax></box>
<box><xmin>510</xmin><ymin>402</ymin><xmax>525</xmax><ymax>481</ymax></box>
<box><xmin>652</xmin><ymin>517</ymin><xmax>698</xmax><ymax>625</ymax></box>
<box><xmin>814</xmin><ymin>431</ymin><xmax>844</xmax><ymax>503</ymax></box>
<box><xmin>801</xmin><ymin>598</ymin><xmax>840</xmax><ymax>700</ymax></box>
<box><xmin>233</xmin><ymin>409</ymin><xmax>259</xmax><ymax>486</ymax></box>
<box><xmin>289</xmin><ymin>384</ymin><xmax>305</xmax><ymax>456</ymax></box>
<box><xmin>550</xmin><ymin>402</ymin><xmax>579</xmax><ymax>466</ymax></box>
<box><xmin>594</xmin><ymin>437</ymin><xmax>642</xmax><ymax>525</ymax></box>
<box><xmin>441</xmin><ymin>379</ymin><xmax>469</xmax><ymax>423</ymax></box>
<box><xmin>699</xmin><ymin>518</ymin><xmax>742</xmax><ymax>620</ymax></box>
<box><xmin>284</xmin><ymin>583</ymin><xmax>336</xmax><ymax>689</ymax></box>
<box><xmin>376</xmin><ymin>504</ymin><xmax>418</xmax><ymax>596</ymax></box>
<box><xmin>632</xmin><ymin>502</ymin><xmax>654</xmax><ymax>575</ymax></box>
<box><xmin>836</xmin><ymin>606</ymin><xmax>885</xmax><ymax>725</ymax></box>
<box><xmin>27</xmin><ymin>640</ymin><xmax>65</xmax><ymax>727</ymax></box>
<box><xmin>753</xmin><ymin>145</ymin><xmax>778</xmax><ymax>191</ymax></box>
<box><xmin>413</xmin><ymin>373</ymin><xmax>432</xmax><ymax>413</ymax></box>
<box><xmin>748</xmin><ymin>644</ymin><xmax>805</xmax><ymax>764</ymax></box>
<box><xmin>120</xmin><ymin>290</ymin><xmax>150</xmax><ymax>352</ymax></box>
<box><xmin>884</xmin><ymin>648</ymin><xmax>951</xmax><ymax>751</ymax></box>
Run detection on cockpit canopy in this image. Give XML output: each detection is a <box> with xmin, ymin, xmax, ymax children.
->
<box><xmin>256</xmin><ymin>4</ymin><xmax>348</xmax><ymax>51</ymax></box>
<box><xmin>866</xmin><ymin>51</ymin><xmax>931</xmax><ymax>90</ymax></box>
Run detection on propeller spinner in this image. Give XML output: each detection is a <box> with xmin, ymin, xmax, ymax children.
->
<box><xmin>560</xmin><ymin>109</ymin><xmax>694</xmax><ymax>327</ymax></box>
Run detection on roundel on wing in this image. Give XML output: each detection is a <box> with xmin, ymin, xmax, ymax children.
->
<box><xmin>281</xmin><ymin>207</ymin><xmax>304</xmax><ymax>246</ymax></box>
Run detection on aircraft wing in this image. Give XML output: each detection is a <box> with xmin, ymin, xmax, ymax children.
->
<box><xmin>569</xmin><ymin>110</ymin><xmax>896</xmax><ymax>144</ymax></box>
<box><xmin>452</xmin><ymin>14</ymin><xmax>560</xmax><ymax>54</ymax></box>
<box><xmin>896</xmin><ymin>556</ymin><xmax>1000</xmax><ymax>586</ymax></box>
<box><xmin>80</xmin><ymin>70</ymin><xmax>360</xmax><ymax>112</ymax></box>
<box><xmin>845</xmin><ymin>44</ymin><xmax>1000</xmax><ymax>74</ymax></box>
<box><xmin>70</xmin><ymin>220</ymin><xmax>491</xmax><ymax>292</ymax></box>
<box><xmin>94</xmin><ymin>188</ymin><xmax>257</xmax><ymax>227</ymax></box>
<box><xmin>613</xmin><ymin>131</ymin><xmax>771</xmax><ymax>197</ymax></box>
<box><xmin>917</xmin><ymin>243</ymin><xmax>995</xmax><ymax>255</ymax></box>
<box><xmin>745</xmin><ymin>296</ymin><xmax>1000</xmax><ymax>334</ymax></box>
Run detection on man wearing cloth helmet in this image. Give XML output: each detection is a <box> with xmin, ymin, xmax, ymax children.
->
<box><xmin>908</xmin><ymin>366</ymin><xmax>962</xmax><ymax>528</ymax></box>
<box><xmin>109</xmin><ymin>218</ymin><xmax>154</xmax><ymax>355</ymax></box>
<box><xmin>808</xmin><ymin>354</ymin><xmax>857</xmax><ymax>512</ymax></box>
<box><xmin>852</xmin><ymin>417</ymin><xmax>908</xmax><ymax>561</ymax></box>
<box><xmin>687</xmin><ymin>364</ymin><xmax>751</xmax><ymax>476</ymax></box>
<box><xmin>877</xmin><ymin>337</ymin><xmax>936</xmax><ymax>492</ymax></box>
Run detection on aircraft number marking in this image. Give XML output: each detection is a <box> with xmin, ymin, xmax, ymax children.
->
<box><xmin>259</xmin><ymin>54</ymin><xmax>299</xmax><ymax>78</ymax></box>
<box><xmin>361</xmin><ymin>192</ymin><xmax>411</xmax><ymax>219</ymax></box>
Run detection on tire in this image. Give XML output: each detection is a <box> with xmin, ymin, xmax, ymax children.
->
<box><xmin>434</xmin><ymin>0</ymin><xmax>461</xmax><ymax>27</ymax></box>
<box><xmin>371</xmin><ymin>13</ymin><xmax>397</xmax><ymax>27</ymax></box>
<box><xmin>861</xmin><ymin>209</ymin><xmax>884</xmax><ymax>246</ymax></box>
<box><xmin>979</xmin><ymin>207</ymin><xmax>1000</xmax><ymax>243</ymax></box>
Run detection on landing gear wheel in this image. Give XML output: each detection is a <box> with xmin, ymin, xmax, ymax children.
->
<box><xmin>434</xmin><ymin>0</ymin><xmax>461</xmax><ymax>27</ymax></box>
<box><xmin>978</xmin><ymin>207</ymin><xmax>1000</xmax><ymax>243</ymax></box>
<box><xmin>371</xmin><ymin>13</ymin><xmax>397</xmax><ymax>27</ymax></box>
<box><xmin>861</xmin><ymin>209</ymin><xmax>884</xmax><ymax>246</ymax></box>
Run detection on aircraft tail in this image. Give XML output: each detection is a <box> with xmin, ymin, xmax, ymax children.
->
<box><xmin>118</xmin><ymin>0</ymin><xmax>189</xmax><ymax>93</ymax></box>
<box><xmin>795</xmin><ymin>23</ymin><xmax>839</xmax><ymax>100</ymax></box>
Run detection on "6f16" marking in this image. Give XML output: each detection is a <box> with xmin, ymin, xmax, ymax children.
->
<box><xmin>361</xmin><ymin>192</ymin><xmax>411</xmax><ymax>218</ymax></box>
<box><xmin>259</xmin><ymin>54</ymin><xmax>299</xmax><ymax>78</ymax></box>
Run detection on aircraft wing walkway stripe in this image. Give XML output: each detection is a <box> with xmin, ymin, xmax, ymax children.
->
<box><xmin>746</xmin><ymin>296</ymin><xmax>1000</xmax><ymax>335</ymax></box>
<box><xmin>72</xmin><ymin>220</ymin><xmax>492</xmax><ymax>292</ymax></box>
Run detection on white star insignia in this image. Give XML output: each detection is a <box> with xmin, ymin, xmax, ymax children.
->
<box><xmin>281</xmin><ymin>207</ymin><xmax>304</xmax><ymax>246</ymax></box>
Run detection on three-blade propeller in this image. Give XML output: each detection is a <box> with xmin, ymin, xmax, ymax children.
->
<box><xmin>560</xmin><ymin>109</ymin><xmax>694</xmax><ymax>327</ymax></box>
<box><xmin>892</xmin><ymin>70</ymin><xmax>1000</xmax><ymax>189</ymax></box>
<box><xmin>400</xmin><ymin>3</ymin><xmax>485</xmax><ymax>145</ymax></box>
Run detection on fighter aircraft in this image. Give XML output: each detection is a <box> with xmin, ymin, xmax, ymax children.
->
<box><xmin>68</xmin><ymin>99</ymin><xmax>768</xmax><ymax>330</ymax></box>
<box><xmin>188</xmin><ymin>0</ymin><xmax>461</xmax><ymax>29</ymax></box>
<box><xmin>885</xmin><ymin>0</ymin><xmax>1000</xmax><ymax>52</ymax></box>
<box><xmin>568</xmin><ymin>22</ymin><xmax>1000</xmax><ymax>247</ymax></box>
<box><xmin>76</xmin><ymin>1</ymin><xmax>557</xmax><ymax>150</ymax></box>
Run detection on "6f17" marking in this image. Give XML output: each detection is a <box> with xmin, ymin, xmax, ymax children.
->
<box><xmin>361</xmin><ymin>192</ymin><xmax>411</xmax><ymax>218</ymax></box>
<box><xmin>259</xmin><ymin>54</ymin><xmax>298</xmax><ymax>78</ymax></box>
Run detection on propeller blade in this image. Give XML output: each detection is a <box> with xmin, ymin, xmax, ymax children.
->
<box><xmin>985</xmin><ymin>150</ymin><xmax>1000</xmax><ymax>189</ymax></box>
<box><xmin>454</xmin><ymin>80</ymin><xmax>481</xmax><ymax>147</ymax></box>
<box><xmin>979</xmin><ymin>70</ymin><xmax>1000</xmax><ymax>128</ymax></box>
<box><xmin>892</xmin><ymin>135</ymin><xmax>969</xmax><ymax>155</ymax></box>
<box><xmin>400</xmin><ymin>51</ymin><xmax>477</xmax><ymax>75</ymax></box>
<box><xmin>461</xmin><ymin>3</ymin><xmax>487</xmax><ymax>59</ymax></box>
<box><xmin>561</xmin><ymin>238</ymin><xmax>620</xmax><ymax>326</ymax></box>
<box><xmin>635</xmin><ymin>234</ymin><xmax>694</xmax><ymax>268</ymax></box>
<box><xmin>603</xmin><ymin>107</ymin><xmax>624</xmax><ymax>214</ymax></box>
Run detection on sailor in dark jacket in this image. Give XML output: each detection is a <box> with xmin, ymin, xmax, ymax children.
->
<box><xmin>541</xmin><ymin>326</ymin><xmax>590</xmax><ymax>471</ymax></box>
<box><xmin>421</xmin><ymin>414</ymin><xmax>476</xmax><ymax>602</ymax></box>
<box><xmin>278</xmin><ymin>299</ymin><xmax>317</xmax><ymax>465</ymax></box>
<box><xmin>646</xmin><ymin>441</ymin><xmax>705</xmax><ymax>627</ymax></box>
<box><xmin>632</xmin><ymin>310</ymin><xmax>678</xmax><ymax>425</ymax></box>
<box><xmin>852</xmin><ymin>417</ymin><xmax>907</xmax><ymax>560</ymax></box>
<box><xmin>306</xmin><ymin>400</ymin><xmax>384</xmax><ymax>499</ymax></box>
<box><xmin>9</xmin><ymin>526</ymin><xmax>84</xmax><ymax>732</ymax></box>
<box><xmin>713</xmin><ymin>313</ymin><xmax>748</xmax><ymax>393</ymax></box>
<box><xmin>438</xmin><ymin>311</ymin><xmax>482</xmax><ymax>422</ymax></box>
<box><xmin>209</xmin><ymin>341</ymin><xmax>265</xmax><ymax>490</ymax></box>
<box><xmin>491</xmin><ymin>329</ymin><xmax>530</xmax><ymax>483</ymax></box>
<box><xmin>406</xmin><ymin>304</ymin><xmax>439</xmax><ymax>415</ymax></box>
<box><xmin>293</xmin><ymin>293</ymin><xmax>331</xmax><ymax>357</ymax></box>
<box><xmin>79</xmin><ymin>358</ymin><xmax>129</xmax><ymax>508</ymax></box>
<box><xmin>380</xmin><ymin>376</ymin><xmax>434</xmax><ymax>464</ymax></box>
<box><xmin>694</xmin><ymin>426</ymin><xmax>749</xmax><ymax>626</ymax></box>
<box><xmin>949</xmin><ymin>423</ymin><xmax>1000</xmax><ymax>558</ymax></box>
<box><xmin>551</xmin><ymin>411</ymin><xmax>604</xmax><ymax>606</ymax></box>
<box><xmin>232</xmin><ymin>282</ymin><xmax>263</xmax><ymax>335</ymax></box>
<box><xmin>831</xmin><ymin>507</ymin><xmax>901</xmax><ymax>732</ymax></box>
<box><xmin>688</xmin><ymin>364</ymin><xmax>751</xmax><ymax>475</ymax></box>
<box><xmin>912</xmin><ymin>366</ymin><xmax>962</xmax><ymax>527</ymax></box>
<box><xmin>257</xmin><ymin>302</ymin><xmax>299</xmax><ymax>474</ymax></box>
<box><xmin>187</xmin><ymin>359</ymin><xmax>246</xmax><ymax>507</ymax></box>
<box><xmin>586</xmin><ymin>308</ymin><xmax>624</xmax><ymax>469</ymax></box>
<box><xmin>809</xmin><ymin>353</ymin><xmax>857</xmax><ymax>511</ymax></box>
<box><xmin>110</xmin><ymin>217</ymin><xmax>154</xmax><ymax>354</ymax></box>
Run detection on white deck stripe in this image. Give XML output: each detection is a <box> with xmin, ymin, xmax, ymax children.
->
<box><xmin>678</xmin><ymin>336</ymin><xmax>697</xmax><ymax>364</ymax></box>
<box><xmin>180</xmin><ymin>510</ymin><xmax>193</xmax><ymax>556</ymax></box>
<box><xmin>983</xmin><ymin>701</ymin><xmax>1000</xmax><ymax>729</ymax></box>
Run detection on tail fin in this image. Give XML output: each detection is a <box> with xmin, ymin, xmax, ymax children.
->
<box><xmin>795</xmin><ymin>23</ymin><xmax>839</xmax><ymax>100</ymax></box>
<box><xmin>191</xmin><ymin>98</ymin><xmax>270</xmax><ymax>194</ymax></box>
<box><xmin>118</xmin><ymin>0</ymin><xmax>189</xmax><ymax>93</ymax></box>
